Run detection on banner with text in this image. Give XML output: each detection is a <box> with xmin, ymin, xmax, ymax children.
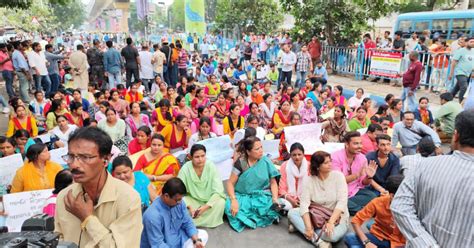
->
<box><xmin>369</xmin><ymin>51</ymin><xmax>403</xmax><ymax>78</ymax></box>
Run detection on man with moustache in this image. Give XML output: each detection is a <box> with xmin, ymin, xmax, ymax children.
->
<box><xmin>55</xmin><ymin>127</ymin><xmax>142</xmax><ymax>247</ymax></box>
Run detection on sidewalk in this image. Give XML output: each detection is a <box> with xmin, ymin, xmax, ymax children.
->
<box><xmin>327</xmin><ymin>74</ymin><xmax>442</xmax><ymax>110</ymax></box>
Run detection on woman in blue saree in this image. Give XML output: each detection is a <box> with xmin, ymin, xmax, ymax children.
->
<box><xmin>225</xmin><ymin>136</ymin><xmax>281</xmax><ymax>232</ymax></box>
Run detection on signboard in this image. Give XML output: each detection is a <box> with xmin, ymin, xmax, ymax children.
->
<box><xmin>0</xmin><ymin>154</ymin><xmax>24</xmax><ymax>194</ymax></box>
<box><xmin>369</xmin><ymin>51</ymin><xmax>403</xmax><ymax>78</ymax></box>
<box><xmin>3</xmin><ymin>189</ymin><xmax>52</xmax><ymax>232</ymax></box>
<box><xmin>284</xmin><ymin>123</ymin><xmax>323</xmax><ymax>155</ymax></box>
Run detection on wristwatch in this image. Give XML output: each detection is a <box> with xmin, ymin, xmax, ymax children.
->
<box><xmin>193</xmin><ymin>238</ymin><xmax>202</xmax><ymax>244</ymax></box>
<box><xmin>363</xmin><ymin>239</ymin><xmax>371</xmax><ymax>245</ymax></box>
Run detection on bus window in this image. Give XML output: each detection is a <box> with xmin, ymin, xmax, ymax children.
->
<box><xmin>399</xmin><ymin>20</ymin><xmax>412</xmax><ymax>38</ymax></box>
<box><xmin>432</xmin><ymin>19</ymin><xmax>449</xmax><ymax>39</ymax></box>
<box><xmin>452</xmin><ymin>18</ymin><xmax>472</xmax><ymax>39</ymax></box>
<box><xmin>415</xmin><ymin>21</ymin><xmax>430</xmax><ymax>35</ymax></box>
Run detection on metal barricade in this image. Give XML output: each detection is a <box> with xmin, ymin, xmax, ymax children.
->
<box><xmin>320</xmin><ymin>45</ymin><xmax>454</xmax><ymax>90</ymax></box>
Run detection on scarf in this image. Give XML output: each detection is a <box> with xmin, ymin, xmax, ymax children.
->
<box><xmin>285</xmin><ymin>158</ymin><xmax>308</xmax><ymax>197</ymax></box>
<box><xmin>419</xmin><ymin>108</ymin><xmax>430</xmax><ymax>125</ymax></box>
<box><xmin>261</xmin><ymin>102</ymin><xmax>275</xmax><ymax>119</ymax></box>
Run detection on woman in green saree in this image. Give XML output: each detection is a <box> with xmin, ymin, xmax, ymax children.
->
<box><xmin>178</xmin><ymin>144</ymin><xmax>226</xmax><ymax>228</ymax></box>
<box><xmin>225</xmin><ymin>136</ymin><xmax>281</xmax><ymax>232</ymax></box>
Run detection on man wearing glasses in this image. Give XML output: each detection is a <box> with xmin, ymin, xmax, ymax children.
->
<box><xmin>54</xmin><ymin>127</ymin><xmax>143</xmax><ymax>247</ymax></box>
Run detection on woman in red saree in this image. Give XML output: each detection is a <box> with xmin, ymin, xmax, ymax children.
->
<box><xmin>134</xmin><ymin>134</ymin><xmax>180</xmax><ymax>194</ymax></box>
<box><xmin>272</xmin><ymin>100</ymin><xmax>292</xmax><ymax>137</ymax></box>
<box><xmin>6</xmin><ymin>105</ymin><xmax>38</xmax><ymax>137</ymax></box>
<box><xmin>161</xmin><ymin>114</ymin><xmax>191</xmax><ymax>153</ymax></box>
<box><xmin>128</xmin><ymin>126</ymin><xmax>152</xmax><ymax>155</ymax></box>
<box><xmin>210</xmin><ymin>93</ymin><xmax>230</xmax><ymax>124</ymax></box>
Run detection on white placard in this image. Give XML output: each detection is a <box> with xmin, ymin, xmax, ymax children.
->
<box><xmin>197</xmin><ymin>135</ymin><xmax>234</xmax><ymax>163</ymax></box>
<box><xmin>215</xmin><ymin>158</ymin><xmax>233</xmax><ymax>181</ymax></box>
<box><xmin>262</xmin><ymin>140</ymin><xmax>280</xmax><ymax>159</ymax></box>
<box><xmin>0</xmin><ymin>154</ymin><xmax>24</xmax><ymax>192</ymax></box>
<box><xmin>49</xmin><ymin>148</ymin><xmax>67</xmax><ymax>166</ymax></box>
<box><xmin>315</xmin><ymin>142</ymin><xmax>345</xmax><ymax>154</ymax></box>
<box><xmin>357</xmin><ymin>128</ymin><xmax>368</xmax><ymax>135</ymax></box>
<box><xmin>284</xmin><ymin>123</ymin><xmax>323</xmax><ymax>155</ymax></box>
<box><xmin>36</xmin><ymin>133</ymin><xmax>51</xmax><ymax>144</ymax></box>
<box><xmin>3</xmin><ymin>189</ymin><xmax>52</xmax><ymax>232</ymax></box>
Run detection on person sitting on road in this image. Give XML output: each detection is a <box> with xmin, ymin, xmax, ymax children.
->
<box><xmin>288</xmin><ymin>151</ymin><xmax>349</xmax><ymax>246</ymax></box>
<box><xmin>344</xmin><ymin>175</ymin><xmax>406</xmax><ymax>248</ymax></box>
<box><xmin>225</xmin><ymin>136</ymin><xmax>281</xmax><ymax>232</ymax></box>
<box><xmin>178</xmin><ymin>144</ymin><xmax>226</xmax><ymax>228</ymax></box>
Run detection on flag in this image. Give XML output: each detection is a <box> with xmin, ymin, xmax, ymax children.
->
<box><xmin>136</xmin><ymin>0</ymin><xmax>149</xmax><ymax>21</ymax></box>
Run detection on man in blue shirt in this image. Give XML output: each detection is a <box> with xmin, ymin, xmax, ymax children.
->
<box><xmin>448</xmin><ymin>37</ymin><xmax>474</xmax><ymax>103</ymax></box>
<box><xmin>312</xmin><ymin>60</ymin><xmax>328</xmax><ymax>86</ymax></box>
<box><xmin>141</xmin><ymin>178</ymin><xmax>207</xmax><ymax>248</ymax></box>
<box><xmin>103</xmin><ymin>40</ymin><xmax>123</xmax><ymax>89</ymax></box>
<box><xmin>365</xmin><ymin>134</ymin><xmax>400</xmax><ymax>196</ymax></box>
<box><xmin>11</xmin><ymin>41</ymin><xmax>31</xmax><ymax>102</ymax></box>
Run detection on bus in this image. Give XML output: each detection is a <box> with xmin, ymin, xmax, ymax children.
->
<box><xmin>394</xmin><ymin>10</ymin><xmax>474</xmax><ymax>41</ymax></box>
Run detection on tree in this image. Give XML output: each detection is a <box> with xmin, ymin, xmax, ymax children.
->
<box><xmin>397</xmin><ymin>0</ymin><xmax>468</xmax><ymax>12</ymax></box>
<box><xmin>0</xmin><ymin>0</ymin><xmax>70</xmax><ymax>9</ymax></box>
<box><xmin>50</xmin><ymin>0</ymin><xmax>85</xmax><ymax>30</ymax></box>
<box><xmin>0</xmin><ymin>1</ymin><xmax>57</xmax><ymax>32</ymax></box>
<box><xmin>215</xmin><ymin>0</ymin><xmax>283</xmax><ymax>36</ymax></box>
<box><xmin>280</xmin><ymin>0</ymin><xmax>396</xmax><ymax>45</ymax></box>
<box><xmin>129</xmin><ymin>2</ymin><xmax>146</xmax><ymax>33</ymax></box>
<box><xmin>169</xmin><ymin>0</ymin><xmax>185</xmax><ymax>31</ymax></box>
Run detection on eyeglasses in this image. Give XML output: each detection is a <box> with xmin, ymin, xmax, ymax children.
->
<box><xmin>61</xmin><ymin>154</ymin><xmax>98</xmax><ymax>164</ymax></box>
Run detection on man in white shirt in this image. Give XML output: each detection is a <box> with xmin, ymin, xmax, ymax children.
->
<box><xmin>405</xmin><ymin>32</ymin><xmax>419</xmax><ymax>53</ymax></box>
<box><xmin>280</xmin><ymin>43</ymin><xmax>297</xmax><ymax>88</ymax></box>
<box><xmin>151</xmin><ymin>44</ymin><xmax>166</xmax><ymax>80</ymax></box>
<box><xmin>228</xmin><ymin>44</ymin><xmax>240</xmax><ymax>66</ymax></box>
<box><xmin>28</xmin><ymin>42</ymin><xmax>51</xmax><ymax>96</ymax></box>
<box><xmin>139</xmin><ymin>44</ymin><xmax>154</xmax><ymax>92</ymax></box>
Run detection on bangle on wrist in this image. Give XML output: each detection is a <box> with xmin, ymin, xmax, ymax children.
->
<box><xmin>193</xmin><ymin>238</ymin><xmax>202</xmax><ymax>244</ymax></box>
<box><xmin>362</xmin><ymin>239</ymin><xmax>371</xmax><ymax>245</ymax></box>
<box><xmin>367</xmin><ymin>176</ymin><xmax>373</xmax><ymax>180</ymax></box>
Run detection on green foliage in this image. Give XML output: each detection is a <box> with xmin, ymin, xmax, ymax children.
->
<box><xmin>280</xmin><ymin>0</ymin><xmax>396</xmax><ymax>45</ymax></box>
<box><xmin>215</xmin><ymin>0</ymin><xmax>283</xmax><ymax>35</ymax></box>
<box><xmin>396</xmin><ymin>0</ymin><xmax>464</xmax><ymax>12</ymax></box>
<box><xmin>129</xmin><ymin>2</ymin><xmax>146</xmax><ymax>33</ymax></box>
<box><xmin>169</xmin><ymin>0</ymin><xmax>185</xmax><ymax>31</ymax></box>
<box><xmin>0</xmin><ymin>0</ymin><xmax>70</xmax><ymax>10</ymax></box>
<box><xmin>50</xmin><ymin>0</ymin><xmax>85</xmax><ymax>30</ymax></box>
<box><xmin>0</xmin><ymin>1</ymin><xmax>57</xmax><ymax>32</ymax></box>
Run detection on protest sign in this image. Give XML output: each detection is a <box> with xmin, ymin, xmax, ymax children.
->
<box><xmin>3</xmin><ymin>189</ymin><xmax>52</xmax><ymax>232</ymax></box>
<box><xmin>284</xmin><ymin>123</ymin><xmax>323</xmax><ymax>155</ymax></box>
<box><xmin>0</xmin><ymin>154</ymin><xmax>24</xmax><ymax>193</ymax></box>
<box><xmin>197</xmin><ymin>135</ymin><xmax>233</xmax><ymax>163</ymax></box>
<box><xmin>36</xmin><ymin>133</ymin><xmax>51</xmax><ymax>144</ymax></box>
<box><xmin>369</xmin><ymin>51</ymin><xmax>403</xmax><ymax>78</ymax></box>
<box><xmin>262</xmin><ymin>140</ymin><xmax>280</xmax><ymax>159</ymax></box>
<box><xmin>215</xmin><ymin>158</ymin><xmax>233</xmax><ymax>181</ymax></box>
<box><xmin>49</xmin><ymin>147</ymin><xmax>67</xmax><ymax>167</ymax></box>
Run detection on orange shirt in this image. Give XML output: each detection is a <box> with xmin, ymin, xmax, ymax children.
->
<box><xmin>251</xmin><ymin>94</ymin><xmax>264</xmax><ymax>105</ymax></box>
<box><xmin>352</xmin><ymin>195</ymin><xmax>406</xmax><ymax>248</ymax></box>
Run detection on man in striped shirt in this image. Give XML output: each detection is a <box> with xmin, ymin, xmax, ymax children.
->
<box><xmin>391</xmin><ymin>110</ymin><xmax>474</xmax><ymax>247</ymax></box>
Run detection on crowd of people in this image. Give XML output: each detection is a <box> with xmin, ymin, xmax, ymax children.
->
<box><xmin>0</xmin><ymin>30</ymin><xmax>473</xmax><ymax>248</ymax></box>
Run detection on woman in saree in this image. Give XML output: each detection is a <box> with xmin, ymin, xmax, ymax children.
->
<box><xmin>6</xmin><ymin>105</ymin><xmax>38</xmax><ymax>138</ymax></box>
<box><xmin>46</xmin><ymin>99</ymin><xmax>74</xmax><ymax>130</ymax></box>
<box><xmin>333</xmin><ymin>85</ymin><xmax>348</xmax><ymax>109</ymax></box>
<box><xmin>222</xmin><ymin>104</ymin><xmax>245</xmax><ymax>139</ymax></box>
<box><xmin>299</xmin><ymin>79</ymin><xmax>313</xmax><ymax>100</ymax></box>
<box><xmin>235</xmin><ymin>95</ymin><xmax>249</xmax><ymax>117</ymax></box>
<box><xmin>321</xmin><ymin>106</ymin><xmax>348</xmax><ymax>143</ymax></box>
<box><xmin>125</xmin><ymin>102</ymin><xmax>152</xmax><ymax>138</ymax></box>
<box><xmin>259</xmin><ymin>93</ymin><xmax>276</xmax><ymax>128</ymax></box>
<box><xmin>272</xmin><ymin>100</ymin><xmax>292</xmax><ymax>137</ymax></box>
<box><xmin>299</xmin><ymin>98</ymin><xmax>318</xmax><ymax>124</ymax></box>
<box><xmin>178</xmin><ymin>144</ymin><xmax>226</xmax><ymax>228</ymax></box>
<box><xmin>109</xmin><ymin>89</ymin><xmax>129</xmax><ymax>119</ymax></box>
<box><xmin>191</xmin><ymin>88</ymin><xmax>210</xmax><ymax>115</ymax></box>
<box><xmin>128</xmin><ymin>126</ymin><xmax>152</xmax><ymax>155</ymax></box>
<box><xmin>173</xmin><ymin>95</ymin><xmax>196</xmax><ymax>120</ymax></box>
<box><xmin>161</xmin><ymin>114</ymin><xmax>191</xmax><ymax>153</ymax></box>
<box><xmin>225</xmin><ymin>136</ymin><xmax>281</xmax><ymax>232</ymax></box>
<box><xmin>69</xmin><ymin>101</ymin><xmax>90</xmax><ymax>128</ymax></box>
<box><xmin>204</xmin><ymin>75</ymin><xmax>221</xmax><ymax>100</ymax></box>
<box><xmin>188</xmin><ymin>117</ymin><xmax>218</xmax><ymax>148</ymax></box>
<box><xmin>134</xmin><ymin>134</ymin><xmax>180</xmax><ymax>194</ymax></box>
<box><xmin>348</xmin><ymin>106</ymin><xmax>371</xmax><ymax>131</ymax></box>
<box><xmin>151</xmin><ymin>98</ymin><xmax>173</xmax><ymax>132</ymax></box>
<box><xmin>248</xmin><ymin>103</ymin><xmax>267</xmax><ymax>129</ymax></box>
<box><xmin>209</xmin><ymin>93</ymin><xmax>230</xmax><ymax>124</ymax></box>
<box><xmin>190</xmin><ymin>106</ymin><xmax>218</xmax><ymax>134</ymax></box>
<box><xmin>112</xmin><ymin>155</ymin><xmax>157</xmax><ymax>208</ymax></box>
